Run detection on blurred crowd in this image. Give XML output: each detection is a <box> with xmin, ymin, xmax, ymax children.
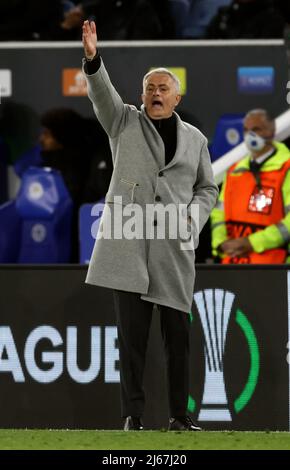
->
<box><xmin>0</xmin><ymin>105</ymin><xmax>113</xmax><ymax>261</ymax></box>
<box><xmin>1</xmin><ymin>0</ymin><xmax>290</xmax><ymax>264</ymax></box>
<box><xmin>1</xmin><ymin>0</ymin><xmax>290</xmax><ymax>41</ymax></box>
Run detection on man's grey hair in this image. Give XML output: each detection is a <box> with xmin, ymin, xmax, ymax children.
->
<box><xmin>142</xmin><ymin>68</ymin><xmax>181</xmax><ymax>93</ymax></box>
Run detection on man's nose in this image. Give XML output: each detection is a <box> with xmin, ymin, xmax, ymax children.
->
<box><xmin>153</xmin><ymin>87</ymin><xmax>161</xmax><ymax>95</ymax></box>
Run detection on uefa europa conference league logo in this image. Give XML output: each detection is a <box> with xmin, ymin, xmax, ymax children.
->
<box><xmin>190</xmin><ymin>289</ymin><xmax>260</xmax><ymax>422</ymax></box>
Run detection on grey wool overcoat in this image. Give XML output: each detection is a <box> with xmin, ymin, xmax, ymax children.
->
<box><xmin>84</xmin><ymin>59</ymin><xmax>219</xmax><ymax>313</ymax></box>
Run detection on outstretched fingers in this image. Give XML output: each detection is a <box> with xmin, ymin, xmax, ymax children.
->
<box><xmin>82</xmin><ymin>20</ymin><xmax>90</xmax><ymax>35</ymax></box>
<box><xmin>90</xmin><ymin>20</ymin><xmax>96</xmax><ymax>35</ymax></box>
<box><xmin>82</xmin><ymin>20</ymin><xmax>96</xmax><ymax>36</ymax></box>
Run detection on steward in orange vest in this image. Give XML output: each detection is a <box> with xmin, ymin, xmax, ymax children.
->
<box><xmin>211</xmin><ymin>109</ymin><xmax>290</xmax><ymax>264</ymax></box>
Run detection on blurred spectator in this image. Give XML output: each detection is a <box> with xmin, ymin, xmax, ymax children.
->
<box><xmin>40</xmin><ymin>108</ymin><xmax>112</xmax><ymax>203</ymax></box>
<box><xmin>1</xmin><ymin>0</ymin><xmax>288</xmax><ymax>41</ymax></box>
<box><xmin>13</xmin><ymin>107</ymin><xmax>112</xmax><ymax>203</ymax></box>
<box><xmin>0</xmin><ymin>0</ymin><xmax>174</xmax><ymax>41</ymax></box>
<box><xmin>39</xmin><ymin>109</ymin><xmax>88</xmax><ymax>206</ymax></box>
<box><xmin>211</xmin><ymin>109</ymin><xmax>290</xmax><ymax>264</ymax></box>
<box><xmin>81</xmin><ymin>118</ymin><xmax>113</xmax><ymax>203</ymax></box>
<box><xmin>60</xmin><ymin>0</ymin><xmax>175</xmax><ymax>40</ymax></box>
<box><xmin>169</xmin><ymin>0</ymin><xmax>231</xmax><ymax>39</ymax></box>
<box><xmin>39</xmin><ymin>109</ymin><xmax>88</xmax><ymax>261</ymax></box>
<box><xmin>0</xmin><ymin>0</ymin><xmax>64</xmax><ymax>41</ymax></box>
<box><xmin>206</xmin><ymin>0</ymin><xmax>287</xmax><ymax>39</ymax></box>
<box><xmin>14</xmin><ymin>108</ymin><xmax>112</xmax><ymax>260</ymax></box>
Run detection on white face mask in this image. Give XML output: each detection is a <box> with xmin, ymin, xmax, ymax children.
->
<box><xmin>244</xmin><ymin>131</ymin><xmax>266</xmax><ymax>153</ymax></box>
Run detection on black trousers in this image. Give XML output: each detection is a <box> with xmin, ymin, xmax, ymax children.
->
<box><xmin>113</xmin><ymin>290</ymin><xmax>191</xmax><ymax>418</ymax></box>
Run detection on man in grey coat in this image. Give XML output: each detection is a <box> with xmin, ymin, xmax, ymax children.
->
<box><xmin>82</xmin><ymin>20</ymin><xmax>218</xmax><ymax>431</ymax></box>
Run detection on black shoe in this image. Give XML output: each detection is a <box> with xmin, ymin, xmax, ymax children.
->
<box><xmin>168</xmin><ymin>416</ymin><xmax>202</xmax><ymax>431</ymax></box>
<box><xmin>124</xmin><ymin>416</ymin><xmax>144</xmax><ymax>431</ymax></box>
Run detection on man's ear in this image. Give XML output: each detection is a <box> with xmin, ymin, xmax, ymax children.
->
<box><xmin>141</xmin><ymin>93</ymin><xmax>145</xmax><ymax>105</ymax></box>
<box><xmin>175</xmin><ymin>94</ymin><xmax>182</xmax><ymax>107</ymax></box>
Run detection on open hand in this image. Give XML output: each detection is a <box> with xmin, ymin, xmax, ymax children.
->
<box><xmin>82</xmin><ymin>20</ymin><xmax>97</xmax><ymax>60</ymax></box>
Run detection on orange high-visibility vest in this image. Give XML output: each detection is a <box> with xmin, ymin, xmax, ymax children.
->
<box><xmin>223</xmin><ymin>158</ymin><xmax>290</xmax><ymax>264</ymax></box>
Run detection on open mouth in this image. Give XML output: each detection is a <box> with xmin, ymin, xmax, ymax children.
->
<box><xmin>152</xmin><ymin>100</ymin><xmax>163</xmax><ymax>108</ymax></box>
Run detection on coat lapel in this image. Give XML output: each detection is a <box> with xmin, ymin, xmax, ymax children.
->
<box><xmin>140</xmin><ymin>106</ymin><xmax>189</xmax><ymax>171</ymax></box>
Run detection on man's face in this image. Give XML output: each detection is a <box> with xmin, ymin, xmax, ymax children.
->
<box><xmin>243</xmin><ymin>114</ymin><xmax>274</xmax><ymax>142</ymax></box>
<box><xmin>141</xmin><ymin>73</ymin><xmax>181</xmax><ymax>120</ymax></box>
<box><xmin>39</xmin><ymin>128</ymin><xmax>63</xmax><ymax>151</ymax></box>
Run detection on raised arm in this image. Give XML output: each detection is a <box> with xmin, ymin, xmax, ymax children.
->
<box><xmin>82</xmin><ymin>20</ymin><xmax>129</xmax><ymax>137</ymax></box>
<box><xmin>82</xmin><ymin>19</ymin><xmax>97</xmax><ymax>60</ymax></box>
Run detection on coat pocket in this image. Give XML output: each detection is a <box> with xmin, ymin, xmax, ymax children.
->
<box><xmin>179</xmin><ymin>214</ymin><xmax>192</xmax><ymax>242</ymax></box>
<box><xmin>105</xmin><ymin>178</ymin><xmax>140</xmax><ymax>205</ymax></box>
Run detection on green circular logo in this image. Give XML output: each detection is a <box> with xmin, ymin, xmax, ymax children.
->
<box><xmin>188</xmin><ymin>308</ymin><xmax>260</xmax><ymax>415</ymax></box>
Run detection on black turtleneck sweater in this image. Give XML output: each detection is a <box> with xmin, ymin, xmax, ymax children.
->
<box><xmin>150</xmin><ymin>114</ymin><xmax>177</xmax><ymax>166</ymax></box>
<box><xmin>84</xmin><ymin>53</ymin><xmax>177</xmax><ymax>166</ymax></box>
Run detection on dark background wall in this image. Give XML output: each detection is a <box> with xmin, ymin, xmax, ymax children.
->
<box><xmin>0</xmin><ymin>42</ymin><xmax>288</xmax><ymax>145</ymax></box>
<box><xmin>0</xmin><ymin>265</ymin><xmax>288</xmax><ymax>431</ymax></box>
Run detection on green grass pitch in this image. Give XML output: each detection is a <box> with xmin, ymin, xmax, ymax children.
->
<box><xmin>0</xmin><ymin>430</ymin><xmax>290</xmax><ymax>450</ymax></box>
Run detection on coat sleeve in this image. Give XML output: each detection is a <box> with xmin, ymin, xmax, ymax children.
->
<box><xmin>188</xmin><ymin>139</ymin><xmax>219</xmax><ymax>243</ymax></box>
<box><xmin>83</xmin><ymin>58</ymin><xmax>133</xmax><ymax>138</ymax></box>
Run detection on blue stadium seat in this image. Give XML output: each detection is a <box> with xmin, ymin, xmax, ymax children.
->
<box><xmin>13</xmin><ymin>144</ymin><xmax>43</xmax><ymax>177</ymax></box>
<box><xmin>0</xmin><ymin>166</ymin><xmax>73</xmax><ymax>263</ymax></box>
<box><xmin>79</xmin><ymin>199</ymin><xmax>104</xmax><ymax>264</ymax></box>
<box><xmin>210</xmin><ymin>113</ymin><xmax>245</xmax><ymax>162</ymax></box>
<box><xmin>0</xmin><ymin>200</ymin><xmax>21</xmax><ymax>262</ymax></box>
